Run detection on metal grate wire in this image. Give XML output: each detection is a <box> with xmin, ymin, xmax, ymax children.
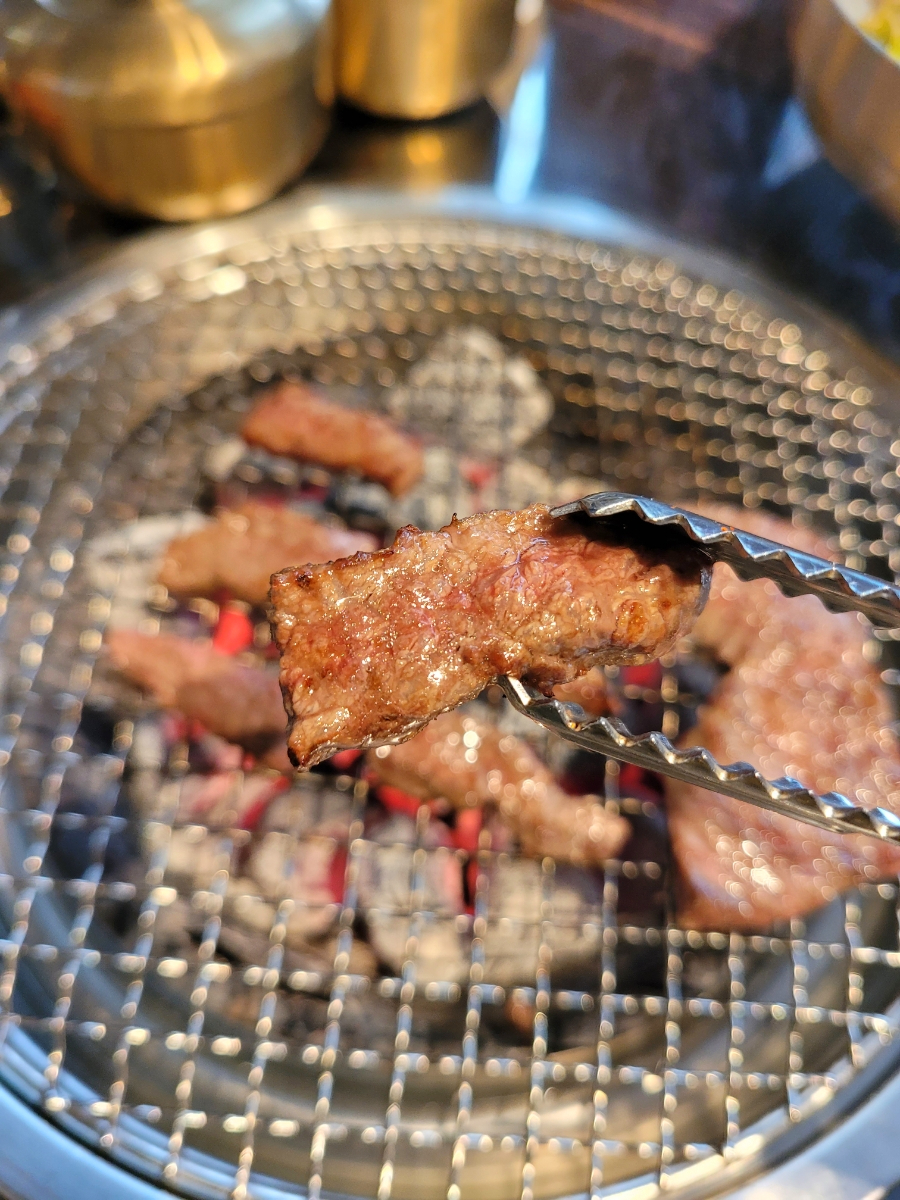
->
<box><xmin>0</xmin><ymin>202</ymin><xmax>899</xmax><ymax>1200</ymax></box>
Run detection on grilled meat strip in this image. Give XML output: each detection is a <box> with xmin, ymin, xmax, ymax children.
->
<box><xmin>107</xmin><ymin>630</ymin><xmax>290</xmax><ymax>771</ymax></box>
<box><xmin>157</xmin><ymin>501</ymin><xmax>377</xmax><ymax>608</ymax></box>
<box><xmin>666</xmin><ymin>505</ymin><xmax>900</xmax><ymax>931</ymax></box>
<box><xmin>242</xmin><ymin>381</ymin><xmax>424</xmax><ymax>498</ymax></box>
<box><xmin>270</xmin><ymin>503</ymin><xmax>711</xmax><ymax>768</ymax></box>
<box><xmin>367</xmin><ymin>709</ymin><xmax>629</xmax><ymax>864</ymax></box>
<box><xmin>552</xmin><ymin>667</ymin><xmax>618</xmax><ymax>717</ymax></box>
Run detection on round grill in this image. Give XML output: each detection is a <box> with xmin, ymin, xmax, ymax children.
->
<box><xmin>2</xmin><ymin>193</ymin><xmax>900</xmax><ymax>1200</ymax></box>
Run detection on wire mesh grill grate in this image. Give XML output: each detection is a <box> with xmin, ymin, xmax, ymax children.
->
<box><xmin>1</xmin><ymin>205</ymin><xmax>900</xmax><ymax>1200</ymax></box>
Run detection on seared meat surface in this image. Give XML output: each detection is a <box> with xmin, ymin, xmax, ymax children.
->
<box><xmin>666</xmin><ymin>505</ymin><xmax>900</xmax><ymax>930</ymax></box>
<box><xmin>270</xmin><ymin>503</ymin><xmax>711</xmax><ymax>768</ymax></box>
<box><xmin>367</xmin><ymin>709</ymin><xmax>629</xmax><ymax>864</ymax></box>
<box><xmin>157</xmin><ymin>501</ymin><xmax>377</xmax><ymax>607</ymax></box>
<box><xmin>107</xmin><ymin>630</ymin><xmax>290</xmax><ymax>771</ymax></box>
<box><xmin>242</xmin><ymin>381</ymin><xmax>424</xmax><ymax>497</ymax></box>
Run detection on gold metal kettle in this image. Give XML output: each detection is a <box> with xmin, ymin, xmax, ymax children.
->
<box><xmin>0</xmin><ymin>0</ymin><xmax>334</xmax><ymax>221</ymax></box>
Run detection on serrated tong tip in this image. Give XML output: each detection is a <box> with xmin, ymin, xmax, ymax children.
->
<box><xmin>505</xmin><ymin>493</ymin><xmax>900</xmax><ymax>842</ymax></box>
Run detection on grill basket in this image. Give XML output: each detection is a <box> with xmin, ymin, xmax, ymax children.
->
<box><xmin>2</xmin><ymin>192</ymin><xmax>900</xmax><ymax>1200</ymax></box>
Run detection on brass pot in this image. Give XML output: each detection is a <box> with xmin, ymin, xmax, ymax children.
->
<box><xmin>333</xmin><ymin>0</ymin><xmax>518</xmax><ymax>119</ymax></box>
<box><xmin>793</xmin><ymin>0</ymin><xmax>900</xmax><ymax>225</ymax></box>
<box><xmin>0</xmin><ymin>0</ymin><xmax>334</xmax><ymax>222</ymax></box>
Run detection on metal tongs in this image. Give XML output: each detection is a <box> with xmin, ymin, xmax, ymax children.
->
<box><xmin>500</xmin><ymin>492</ymin><xmax>900</xmax><ymax>843</ymax></box>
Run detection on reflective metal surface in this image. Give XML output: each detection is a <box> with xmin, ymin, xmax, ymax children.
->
<box><xmin>0</xmin><ymin>0</ymin><xmax>333</xmax><ymax>221</ymax></box>
<box><xmin>555</xmin><ymin>492</ymin><xmax>900</xmax><ymax>629</ymax></box>
<box><xmin>332</xmin><ymin>0</ymin><xmax>517</xmax><ymax>118</ymax></box>
<box><xmin>793</xmin><ymin>0</ymin><xmax>900</xmax><ymax>228</ymax></box>
<box><xmin>502</xmin><ymin>492</ymin><xmax>900</xmax><ymax>842</ymax></box>
<box><xmin>0</xmin><ymin>189</ymin><xmax>899</xmax><ymax>1200</ymax></box>
<box><xmin>504</xmin><ymin>671</ymin><xmax>900</xmax><ymax>845</ymax></box>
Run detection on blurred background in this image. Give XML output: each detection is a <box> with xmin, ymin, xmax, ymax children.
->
<box><xmin>0</xmin><ymin>0</ymin><xmax>899</xmax><ymax>365</ymax></box>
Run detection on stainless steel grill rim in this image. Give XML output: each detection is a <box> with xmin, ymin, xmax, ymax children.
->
<box><xmin>1</xmin><ymin>189</ymin><xmax>900</xmax><ymax>1200</ymax></box>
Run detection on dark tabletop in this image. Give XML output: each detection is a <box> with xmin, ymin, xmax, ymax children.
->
<box><xmin>2</xmin><ymin>0</ymin><xmax>900</xmax><ymax>367</ymax></box>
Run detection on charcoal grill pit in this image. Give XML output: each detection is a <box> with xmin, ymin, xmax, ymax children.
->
<box><xmin>2</xmin><ymin>190</ymin><xmax>900</xmax><ymax>1200</ymax></box>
